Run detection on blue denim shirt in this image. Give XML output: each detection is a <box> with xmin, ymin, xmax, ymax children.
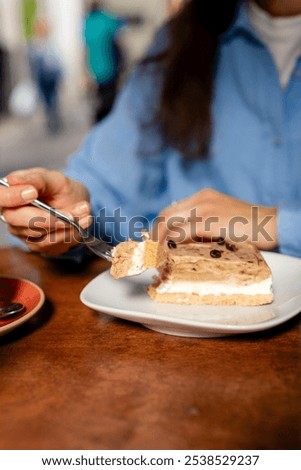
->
<box><xmin>65</xmin><ymin>2</ymin><xmax>301</xmax><ymax>258</ymax></box>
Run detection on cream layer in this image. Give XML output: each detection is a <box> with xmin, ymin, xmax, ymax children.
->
<box><xmin>127</xmin><ymin>242</ymin><xmax>146</xmax><ymax>276</ymax></box>
<box><xmin>155</xmin><ymin>278</ymin><xmax>272</xmax><ymax>296</ymax></box>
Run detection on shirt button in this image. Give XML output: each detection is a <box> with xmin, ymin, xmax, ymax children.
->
<box><xmin>273</xmin><ymin>137</ymin><xmax>282</xmax><ymax>146</ymax></box>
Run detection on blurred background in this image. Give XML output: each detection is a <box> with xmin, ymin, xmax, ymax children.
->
<box><xmin>0</xmin><ymin>0</ymin><xmax>183</xmax><ymax>244</ymax></box>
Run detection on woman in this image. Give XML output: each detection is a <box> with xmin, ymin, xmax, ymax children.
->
<box><xmin>1</xmin><ymin>0</ymin><xmax>301</xmax><ymax>258</ymax></box>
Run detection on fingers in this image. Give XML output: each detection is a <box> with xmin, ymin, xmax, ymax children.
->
<box><xmin>6</xmin><ymin>168</ymin><xmax>67</xmax><ymax>199</ymax></box>
<box><xmin>68</xmin><ymin>201</ymin><xmax>90</xmax><ymax>220</ymax></box>
<box><xmin>16</xmin><ymin>232</ymin><xmax>80</xmax><ymax>257</ymax></box>
<box><xmin>0</xmin><ymin>168</ymin><xmax>58</xmax><ymax>208</ymax></box>
<box><xmin>153</xmin><ymin>189</ymin><xmax>230</xmax><ymax>244</ymax></box>
<box><xmin>2</xmin><ymin>201</ymin><xmax>90</xmax><ymax>229</ymax></box>
<box><xmin>0</xmin><ymin>182</ymin><xmax>38</xmax><ymax>208</ymax></box>
<box><xmin>154</xmin><ymin>188</ymin><xmax>278</xmax><ymax>251</ymax></box>
<box><xmin>153</xmin><ymin>198</ymin><xmax>201</xmax><ymax>245</ymax></box>
<box><xmin>1</xmin><ymin>169</ymin><xmax>91</xmax><ymax>255</ymax></box>
<box><xmin>3</xmin><ymin>200</ymin><xmax>92</xmax><ymax>255</ymax></box>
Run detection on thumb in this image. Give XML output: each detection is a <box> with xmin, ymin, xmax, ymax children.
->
<box><xmin>0</xmin><ymin>178</ymin><xmax>38</xmax><ymax>207</ymax></box>
<box><xmin>7</xmin><ymin>169</ymin><xmax>67</xmax><ymax>200</ymax></box>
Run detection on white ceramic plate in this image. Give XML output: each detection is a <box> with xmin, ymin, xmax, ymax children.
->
<box><xmin>80</xmin><ymin>252</ymin><xmax>301</xmax><ymax>337</ymax></box>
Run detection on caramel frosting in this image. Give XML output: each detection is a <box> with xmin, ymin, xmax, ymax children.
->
<box><xmin>159</xmin><ymin>241</ymin><xmax>271</xmax><ymax>284</ymax></box>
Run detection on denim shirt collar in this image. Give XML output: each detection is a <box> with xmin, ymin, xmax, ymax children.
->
<box><xmin>221</xmin><ymin>0</ymin><xmax>262</xmax><ymax>45</ymax></box>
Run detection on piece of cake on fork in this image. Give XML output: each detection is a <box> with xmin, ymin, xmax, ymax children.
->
<box><xmin>110</xmin><ymin>233</ymin><xmax>165</xmax><ymax>279</ymax></box>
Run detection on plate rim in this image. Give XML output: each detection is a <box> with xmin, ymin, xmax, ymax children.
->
<box><xmin>0</xmin><ymin>276</ymin><xmax>45</xmax><ymax>335</ymax></box>
<box><xmin>80</xmin><ymin>251</ymin><xmax>301</xmax><ymax>336</ymax></box>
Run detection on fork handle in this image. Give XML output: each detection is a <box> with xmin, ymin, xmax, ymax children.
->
<box><xmin>31</xmin><ymin>199</ymin><xmax>80</xmax><ymax>230</ymax></box>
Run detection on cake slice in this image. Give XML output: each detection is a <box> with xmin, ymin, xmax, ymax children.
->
<box><xmin>148</xmin><ymin>241</ymin><xmax>273</xmax><ymax>306</ymax></box>
<box><xmin>110</xmin><ymin>236</ymin><xmax>165</xmax><ymax>279</ymax></box>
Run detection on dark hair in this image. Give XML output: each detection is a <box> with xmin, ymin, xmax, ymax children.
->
<box><xmin>146</xmin><ymin>0</ymin><xmax>239</xmax><ymax>159</ymax></box>
<box><xmin>89</xmin><ymin>1</ymin><xmax>102</xmax><ymax>13</ymax></box>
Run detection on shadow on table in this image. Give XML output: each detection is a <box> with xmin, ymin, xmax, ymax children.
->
<box><xmin>0</xmin><ymin>298</ymin><xmax>54</xmax><ymax>345</ymax></box>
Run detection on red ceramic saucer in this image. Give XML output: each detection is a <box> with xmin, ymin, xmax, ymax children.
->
<box><xmin>0</xmin><ymin>277</ymin><xmax>45</xmax><ymax>336</ymax></box>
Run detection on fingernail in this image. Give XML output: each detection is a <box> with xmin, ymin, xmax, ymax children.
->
<box><xmin>73</xmin><ymin>202</ymin><xmax>89</xmax><ymax>216</ymax></box>
<box><xmin>0</xmin><ymin>212</ymin><xmax>7</xmax><ymax>223</ymax></box>
<box><xmin>21</xmin><ymin>187</ymin><xmax>38</xmax><ymax>201</ymax></box>
<box><xmin>79</xmin><ymin>215</ymin><xmax>92</xmax><ymax>227</ymax></box>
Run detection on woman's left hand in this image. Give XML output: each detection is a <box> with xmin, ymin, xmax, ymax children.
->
<box><xmin>153</xmin><ymin>188</ymin><xmax>278</xmax><ymax>251</ymax></box>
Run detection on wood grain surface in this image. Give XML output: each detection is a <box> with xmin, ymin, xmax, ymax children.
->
<box><xmin>0</xmin><ymin>247</ymin><xmax>300</xmax><ymax>450</ymax></box>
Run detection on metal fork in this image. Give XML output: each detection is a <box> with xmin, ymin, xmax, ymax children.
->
<box><xmin>0</xmin><ymin>178</ymin><xmax>113</xmax><ymax>262</ymax></box>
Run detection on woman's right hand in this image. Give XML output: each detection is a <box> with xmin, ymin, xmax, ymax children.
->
<box><xmin>0</xmin><ymin>168</ymin><xmax>91</xmax><ymax>256</ymax></box>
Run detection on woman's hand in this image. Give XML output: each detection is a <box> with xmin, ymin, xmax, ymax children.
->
<box><xmin>0</xmin><ymin>168</ymin><xmax>91</xmax><ymax>256</ymax></box>
<box><xmin>153</xmin><ymin>188</ymin><xmax>278</xmax><ymax>251</ymax></box>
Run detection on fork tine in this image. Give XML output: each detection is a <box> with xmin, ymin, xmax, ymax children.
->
<box><xmin>82</xmin><ymin>234</ymin><xmax>113</xmax><ymax>261</ymax></box>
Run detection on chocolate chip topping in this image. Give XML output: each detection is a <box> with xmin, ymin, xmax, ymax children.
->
<box><xmin>210</xmin><ymin>249</ymin><xmax>222</xmax><ymax>258</ymax></box>
<box><xmin>167</xmin><ymin>239</ymin><xmax>177</xmax><ymax>249</ymax></box>
<box><xmin>226</xmin><ymin>243</ymin><xmax>237</xmax><ymax>252</ymax></box>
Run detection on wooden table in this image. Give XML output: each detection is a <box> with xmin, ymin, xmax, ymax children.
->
<box><xmin>0</xmin><ymin>247</ymin><xmax>300</xmax><ymax>450</ymax></box>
